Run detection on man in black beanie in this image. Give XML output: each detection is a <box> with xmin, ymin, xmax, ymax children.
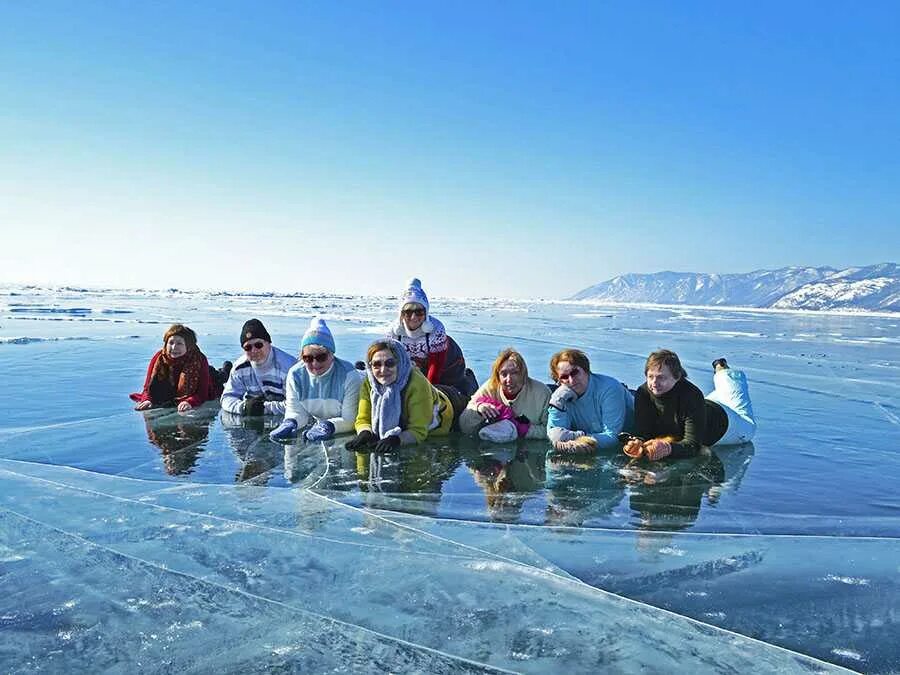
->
<box><xmin>220</xmin><ymin>318</ymin><xmax>297</xmax><ymax>416</ymax></box>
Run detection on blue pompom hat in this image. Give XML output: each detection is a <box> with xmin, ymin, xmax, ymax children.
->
<box><xmin>300</xmin><ymin>317</ymin><xmax>336</xmax><ymax>354</ymax></box>
<box><xmin>399</xmin><ymin>277</ymin><xmax>429</xmax><ymax>314</ymax></box>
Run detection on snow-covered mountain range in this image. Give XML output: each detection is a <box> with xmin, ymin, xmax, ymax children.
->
<box><xmin>570</xmin><ymin>263</ymin><xmax>900</xmax><ymax>312</ymax></box>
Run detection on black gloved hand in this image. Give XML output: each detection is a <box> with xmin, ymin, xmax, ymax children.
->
<box><xmin>374</xmin><ymin>434</ymin><xmax>401</xmax><ymax>453</ymax></box>
<box><xmin>515</xmin><ymin>414</ymin><xmax>530</xmax><ymax>425</ymax></box>
<box><xmin>241</xmin><ymin>395</ymin><xmax>266</xmax><ymax>416</ymax></box>
<box><xmin>345</xmin><ymin>429</ymin><xmax>377</xmax><ymax>451</ymax></box>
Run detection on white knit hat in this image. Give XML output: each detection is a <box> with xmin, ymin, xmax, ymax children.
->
<box><xmin>399</xmin><ymin>277</ymin><xmax>429</xmax><ymax>313</ymax></box>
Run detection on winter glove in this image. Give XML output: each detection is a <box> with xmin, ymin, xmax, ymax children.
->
<box><xmin>642</xmin><ymin>439</ymin><xmax>672</xmax><ymax>461</ymax></box>
<box><xmin>269</xmin><ymin>419</ymin><xmax>298</xmax><ymax>442</ymax></box>
<box><xmin>556</xmin><ymin>428</ymin><xmax>585</xmax><ymax>442</ymax></box>
<box><xmin>374</xmin><ymin>434</ymin><xmax>402</xmax><ymax>453</ymax></box>
<box><xmin>241</xmin><ymin>395</ymin><xmax>266</xmax><ymax>416</ymax></box>
<box><xmin>549</xmin><ymin>385</ymin><xmax>576</xmax><ymax>410</ymax></box>
<box><xmin>553</xmin><ymin>434</ymin><xmax>597</xmax><ymax>453</ymax></box>
<box><xmin>304</xmin><ymin>420</ymin><xmax>336</xmax><ymax>442</ymax></box>
<box><xmin>478</xmin><ymin>419</ymin><xmax>518</xmax><ymax>443</ymax></box>
<box><xmin>515</xmin><ymin>415</ymin><xmax>530</xmax><ymax>425</ymax></box>
<box><xmin>345</xmin><ymin>429</ymin><xmax>377</xmax><ymax>451</ymax></box>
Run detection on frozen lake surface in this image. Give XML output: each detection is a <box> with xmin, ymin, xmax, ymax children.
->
<box><xmin>1</xmin><ymin>286</ymin><xmax>898</xmax><ymax>672</ymax></box>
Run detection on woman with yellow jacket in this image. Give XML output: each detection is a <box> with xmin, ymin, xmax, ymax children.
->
<box><xmin>346</xmin><ymin>339</ymin><xmax>453</xmax><ymax>453</ymax></box>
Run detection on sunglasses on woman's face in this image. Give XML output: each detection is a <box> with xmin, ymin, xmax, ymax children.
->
<box><xmin>243</xmin><ymin>341</ymin><xmax>266</xmax><ymax>352</ymax></box>
<box><xmin>557</xmin><ymin>367</ymin><xmax>581</xmax><ymax>382</ymax></box>
<box><xmin>370</xmin><ymin>358</ymin><xmax>397</xmax><ymax>370</ymax></box>
<box><xmin>402</xmin><ymin>308</ymin><xmax>425</xmax><ymax>317</ymax></box>
<box><xmin>301</xmin><ymin>353</ymin><xmax>330</xmax><ymax>364</ymax></box>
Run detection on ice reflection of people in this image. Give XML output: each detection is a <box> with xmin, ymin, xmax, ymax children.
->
<box><xmin>546</xmin><ymin>349</ymin><xmax>635</xmax><ymax>452</ymax></box>
<box><xmin>623</xmin><ymin>351</ymin><xmax>757</xmax><ymax>461</ymax></box>
<box><xmin>627</xmin><ymin>443</ymin><xmax>755</xmax><ymax>552</ymax></box>
<box><xmin>469</xmin><ymin>447</ymin><xmax>546</xmax><ymax>522</ymax></box>
<box><xmin>220</xmin><ymin>411</ymin><xmax>284</xmax><ymax>484</ymax></box>
<box><xmin>131</xmin><ymin>324</ymin><xmax>224</xmax><ymax>412</ymax></box>
<box><xmin>350</xmin><ymin>443</ymin><xmax>460</xmax><ymax>517</ymax></box>
<box><xmin>544</xmin><ymin>453</ymin><xmax>625</xmax><ymax>527</ymax></box>
<box><xmin>459</xmin><ymin>348</ymin><xmax>551</xmax><ymax>443</ymax></box>
<box><xmin>269</xmin><ymin>318</ymin><xmax>364</xmax><ymax>443</ymax></box>
<box><xmin>626</xmin><ymin>451</ymin><xmax>726</xmax><ymax>531</ymax></box>
<box><xmin>346</xmin><ymin>340</ymin><xmax>453</xmax><ymax>453</ymax></box>
<box><xmin>142</xmin><ymin>413</ymin><xmax>213</xmax><ymax>475</ymax></box>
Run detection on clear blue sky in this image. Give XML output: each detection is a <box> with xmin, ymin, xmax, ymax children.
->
<box><xmin>1</xmin><ymin>2</ymin><xmax>898</xmax><ymax>298</ymax></box>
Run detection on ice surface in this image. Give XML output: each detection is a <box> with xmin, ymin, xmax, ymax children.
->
<box><xmin>1</xmin><ymin>286</ymin><xmax>898</xmax><ymax>672</ymax></box>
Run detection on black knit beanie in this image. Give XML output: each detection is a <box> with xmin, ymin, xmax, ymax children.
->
<box><xmin>240</xmin><ymin>318</ymin><xmax>271</xmax><ymax>345</ymax></box>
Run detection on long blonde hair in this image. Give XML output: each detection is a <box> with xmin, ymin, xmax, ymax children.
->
<box><xmin>487</xmin><ymin>348</ymin><xmax>529</xmax><ymax>392</ymax></box>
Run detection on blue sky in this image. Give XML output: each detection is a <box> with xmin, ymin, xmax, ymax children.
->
<box><xmin>1</xmin><ymin>2</ymin><xmax>898</xmax><ymax>299</ymax></box>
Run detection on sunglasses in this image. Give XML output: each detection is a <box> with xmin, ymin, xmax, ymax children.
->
<box><xmin>301</xmin><ymin>352</ymin><xmax>330</xmax><ymax>364</ymax></box>
<box><xmin>242</xmin><ymin>341</ymin><xmax>266</xmax><ymax>352</ymax></box>
<box><xmin>370</xmin><ymin>358</ymin><xmax>397</xmax><ymax>369</ymax></box>
<box><xmin>402</xmin><ymin>308</ymin><xmax>426</xmax><ymax>317</ymax></box>
<box><xmin>557</xmin><ymin>366</ymin><xmax>581</xmax><ymax>382</ymax></box>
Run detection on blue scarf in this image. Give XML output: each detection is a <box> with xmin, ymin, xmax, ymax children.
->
<box><xmin>366</xmin><ymin>341</ymin><xmax>413</xmax><ymax>439</ymax></box>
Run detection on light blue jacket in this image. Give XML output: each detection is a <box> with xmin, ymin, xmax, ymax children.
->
<box><xmin>284</xmin><ymin>357</ymin><xmax>364</xmax><ymax>434</ymax></box>
<box><xmin>546</xmin><ymin>373</ymin><xmax>634</xmax><ymax>449</ymax></box>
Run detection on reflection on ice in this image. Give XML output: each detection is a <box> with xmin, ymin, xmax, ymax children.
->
<box><xmin>0</xmin><ymin>461</ymin><xmax>849</xmax><ymax>673</ymax></box>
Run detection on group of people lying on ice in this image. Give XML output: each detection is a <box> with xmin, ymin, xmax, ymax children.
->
<box><xmin>130</xmin><ymin>278</ymin><xmax>756</xmax><ymax>462</ymax></box>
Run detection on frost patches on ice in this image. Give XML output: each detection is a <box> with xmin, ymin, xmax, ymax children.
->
<box><xmin>464</xmin><ymin>560</ymin><xmax>555</xmax><ymax>580</ymax></box>
<box><xmin>351</xmin><ymin>526</ymin><xmax>376</xmax><ymax>535</ymax></box>
<box><xmin>823</xmin><ymin>574</ymin><xmax>870</xmax><ymax>586</ymax></box>
<box><xmin>209</xmin><ymin>528</ymin><xmax>237</xmax><ymax>538</ymax></box>
<box><xmin>0</xmin><ymin>335</ymin><xmax>141</xmax><ymax>345</ymax></box>
<box><xmin>0</xmin><ymin>336</ymin><xmax>90</xmax><ymax>345</ymax></box>
<box><xmin>344</xmin><ymin>326</ymin><xmax>387</xmax><ymax>334</ymax></box>
<box><xmin>685</xmin><ymin>591</ymin><xmax>708</xmax><ymax>597</ymax></box>
<box><xmin>166</xmin><ymin>621</ymin><xmax>203</xmax><ymax>632</ymax></box>
<box><xmin>711</xmin><ymin>331</ymin><xmax>765</xmax><ymax>338</ymax></box>
<box><xmin>703</xmin><ymin>612</ymin><xmax>726</xmax><ymax>620</ymax></box>
<box><xmin>831</xmin><ymin>648</ymin><xmax>865</xmax><ymax>661</ymax></box>
<box><xmin>657</xmin><ymin>546</ymin><xmax>686</xmax><ymax>557</ymax></box>
<box><xmin>270</xmin><ymin>645</ymin><xmax>301</xmax><ymax>657</ymax></box>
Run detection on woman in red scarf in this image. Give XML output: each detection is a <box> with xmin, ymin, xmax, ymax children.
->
<box><xmin>130</xmin><ymin>324</ymin><xmax>220</xmax><ymax>412</ymax></box>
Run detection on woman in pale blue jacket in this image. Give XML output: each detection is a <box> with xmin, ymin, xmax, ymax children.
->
<box><xmin>546</xmin><ymin>348</ymin><xmax>634</xmax><ymax>452</ymax></box>
<box><xmin>269</xmin><ymin>318</ymin><xmax>364</xmax><ymax>442</ymax></box>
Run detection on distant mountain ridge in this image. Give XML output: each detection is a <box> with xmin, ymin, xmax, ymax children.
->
<box><xmin>570</xmin><ymin>263</ymin><xmax>900</xmax><ymax>312</ymax></box>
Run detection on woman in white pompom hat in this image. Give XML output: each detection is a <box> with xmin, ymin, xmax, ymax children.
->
<box><xmin>385</xmin><ymin>278</ymin><xmax>478</xmax><ymax>416</ymax></box>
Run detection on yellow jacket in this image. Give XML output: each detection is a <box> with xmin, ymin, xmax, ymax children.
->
<box><xmin>356</xmin><ymin>368</ymin><xmax>453</xmax><ymax>444</ymax></box>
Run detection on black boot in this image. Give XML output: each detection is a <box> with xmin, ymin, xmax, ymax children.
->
<box><xmin>217</xmin><ymin>360</ymin><xmax>233</xmax><ymax>385</ymax></box>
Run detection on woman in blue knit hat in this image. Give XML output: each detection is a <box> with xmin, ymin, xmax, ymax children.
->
<box><xmin>385</xmin><ymin>278</ymin><xmax>477</xmax><ymax>405</ymax></box>
<box><xmin>269</xmin><ymin>317</ymin><xmax>364</xmax><ymax>442</ymax></box>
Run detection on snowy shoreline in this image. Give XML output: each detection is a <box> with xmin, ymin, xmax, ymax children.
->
<box><xmin>2</xmin><ymin>282</ymin><xmax>897</xmax><ymax>318</ymax></box>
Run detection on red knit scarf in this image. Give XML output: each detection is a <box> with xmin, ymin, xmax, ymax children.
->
<box><xmin>151</xmin><ymin>346</ymin><xmax>204</xmax><ymax>402</ymax></box>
